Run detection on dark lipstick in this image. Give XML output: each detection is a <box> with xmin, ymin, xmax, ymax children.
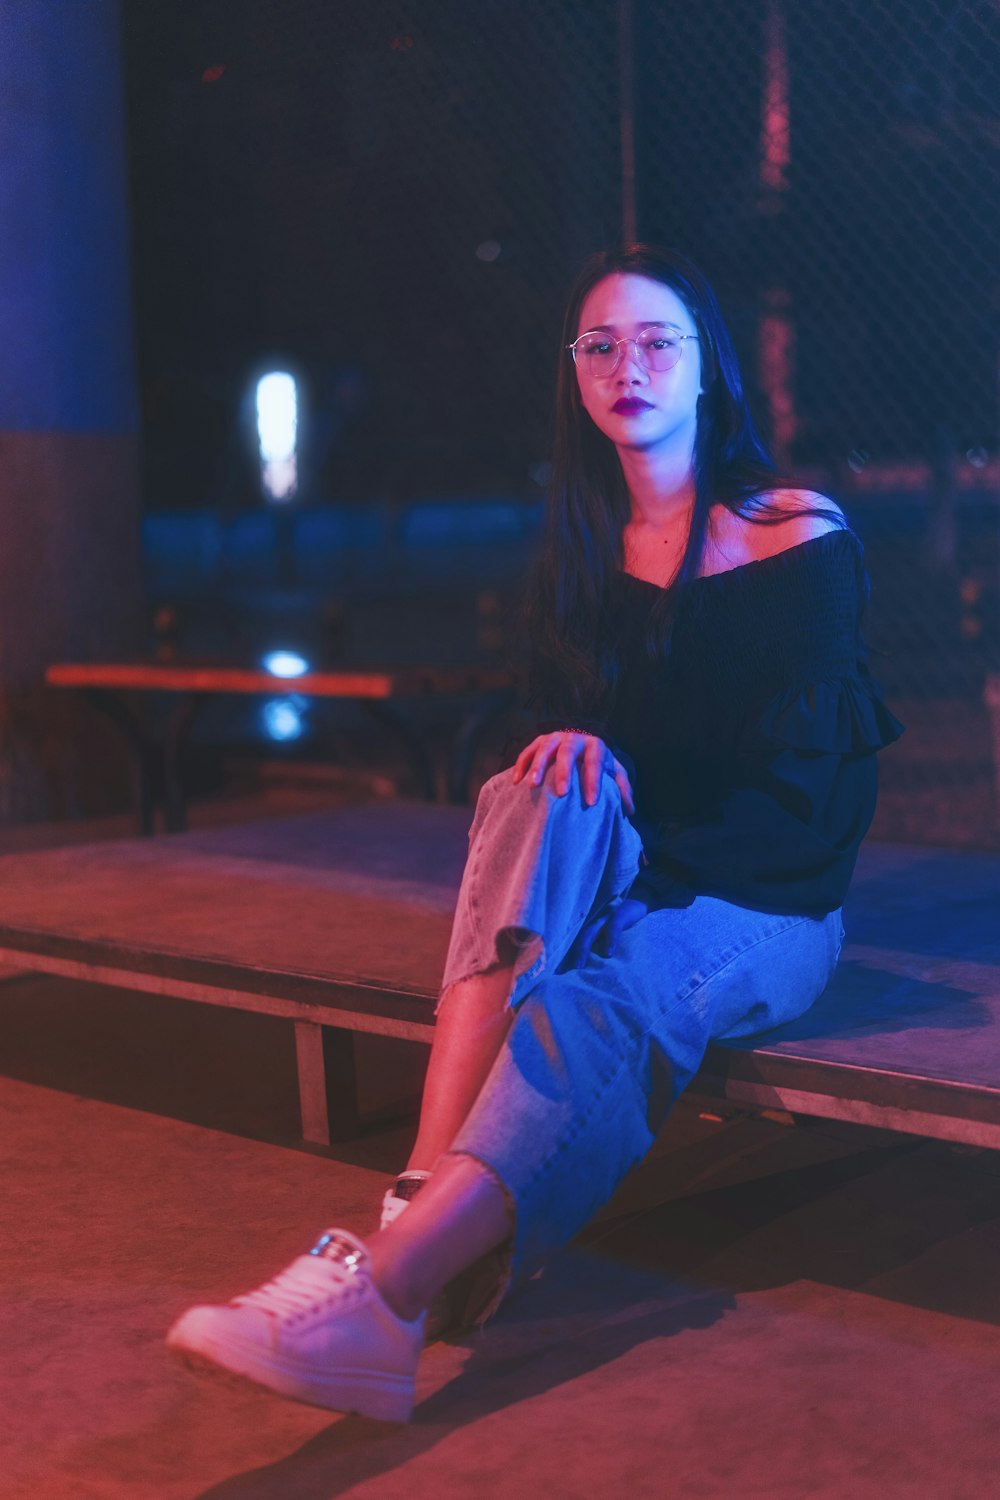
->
<box><xmin>612</xmin><ymin>398</ymin><xmax>653</xmax><ymax>415</ymax></box>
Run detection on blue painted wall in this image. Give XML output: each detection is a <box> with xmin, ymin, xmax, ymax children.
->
<box><xmin>0</xmin><ymin>0</ymin><xmax>136</xmax><ymax>432</ymax></box>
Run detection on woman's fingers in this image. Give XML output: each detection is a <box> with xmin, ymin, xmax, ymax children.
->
<box><xmin>613</xmin><ymin>759</ymin><xmax>636</xmax><ymax>815</ymax></box>
<box><xmin>512</xmin><ymin>734</ymin><xmax>632</xmax><ymax>811</ymax></box>
<box><xmin>511</xmin><ymin>743</ymin><xmax>537</xmax><ymax>783</ymax></box>
<box><xmin>554</xmin><ymin>735</ymin><xmax>586</xmax><ymax>794</ymax></box>
<box><xmin>512</xmin><ymin>733</ymin><xmax>558</xmax><ymax>785</ymax></box>
<box><xmin>582</xmin><ymin>737</ymin><xmax>607</xmax><ymax>805</ymax></box>
<box><xmin>533</xmin><ymin>733</ymin><xmax>568</xmax><ymax>785</ymax></box>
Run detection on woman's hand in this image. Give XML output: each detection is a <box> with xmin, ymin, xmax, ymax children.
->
<box><xmin>511</xmin><ymin>730</ymin><xmax>635</xmax><ymax>814</ymax></box>
<box><xmin>571</xmin><ymin>896</ymin><xmax>651</xmax><ymax>962</ymax></box>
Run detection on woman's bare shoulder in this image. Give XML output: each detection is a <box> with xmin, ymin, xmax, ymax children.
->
<box><xmin>752</xmin><ymin>488</ymin><xmax>846</xmax><ymax>533</ymax></box>
<box><xmin>710</xmin><ymin>490</ymin><xmax>846</xmax><ymax>570</ymax></box>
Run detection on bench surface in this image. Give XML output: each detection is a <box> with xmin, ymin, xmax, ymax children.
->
<box><xmin>1</xmin><ymin>803</ymin><xmax>999</xmax><ymax>1146</ymax></box>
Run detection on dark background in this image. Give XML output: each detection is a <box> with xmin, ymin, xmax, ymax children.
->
<box><xmin>118</xmin><ymin>0</ymin><xmax>1000</xmax><ymax>847</ymax></box>
<box><xmin>122</xmin><ymin>0</ymin><xmax>999</xmax><ymax>510</ymax></box>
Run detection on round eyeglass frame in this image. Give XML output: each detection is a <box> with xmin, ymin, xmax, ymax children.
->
<box><xmin>566</xmin><ymin>328</ymin><xmax>699</xmax><ymax>376</ymax></box>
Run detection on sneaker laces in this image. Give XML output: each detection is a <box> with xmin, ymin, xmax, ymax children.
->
<box><xmin>234</xmin><ymin>1233</ymin><xmax>367</xmax><ymax>1320</ymax></box>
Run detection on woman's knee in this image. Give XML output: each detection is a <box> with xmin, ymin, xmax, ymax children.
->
<box><xmin>478</xmin><ymin>758</ymin><xmax>621</xmax><ymax>821</ymax></box>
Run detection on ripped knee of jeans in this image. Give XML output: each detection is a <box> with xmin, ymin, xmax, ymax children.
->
<box><xmin>435</xmin><ymin>928</ymin><xmax>544</xmax><ymax>1017</ymax></box>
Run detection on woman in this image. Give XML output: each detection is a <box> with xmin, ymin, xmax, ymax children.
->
<box><xmin>167</xmin><ymin>246</ymin><xmax>903</xmax><ymax>1422</ymax></box>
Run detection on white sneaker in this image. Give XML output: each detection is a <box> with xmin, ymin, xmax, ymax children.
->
<box><xmin>379</xmin><ymin>1169</ymin><xmax>432</xmax><ymax>1230</ymax></box>
<box><xmin>166</xmin><ymin>1229</ymin><xmax>425</xmax><ymax>1422</ymax></box>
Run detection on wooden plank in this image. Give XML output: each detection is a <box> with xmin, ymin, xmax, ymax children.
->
<box><xmin>12</xmin><ymin>914</ymin><xmax>1000</xmax><ymax>1140</ymax></box>
<box><xmin>688</xmin><ymin>1080</ymin><xmax>1000</xmax><ymax>1151</ymax></box>
<box><xmin>4</xmin><ymin>828</ymin><xmax>1000</xmax><ymax>1148</ymax></box>
<box><xmin>45</xmin><ymin>662</ymin><xmax>517</xmax><ymax>698</ymax></box>
<box><xmin>294</xmin><ymin>1022</ymin><xmax>332</xmax><ymax>1146</ymax></box>
<box><xmin>47</xmin><ymin>663</ymin><xmax>397</xmax><ymax>696</ymax></box>
<box><xmin>0</xmin><ymin>809</ymin><xmax>463</xmax><ymax>1010</ymax></box>
<box><xmin>0</xmin><ymin>922</ymin><xmax>438</xmax><ymax>1007</ymax></box>
<box><xmin>0</xmin><ymin>938</ymin><xmax>437</xmax><ymax>1043</ymax></box>
<box><xmin>696</xmin><ymin>1046</ymin><xmax>1000</xmax><ymax>1132</ymax></box>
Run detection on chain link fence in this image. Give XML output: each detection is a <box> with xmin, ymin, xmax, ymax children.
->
<box><xmin>124</xmin><ymin>0</ymin><xmax>1000</xmax><ymax>844</ymax></box>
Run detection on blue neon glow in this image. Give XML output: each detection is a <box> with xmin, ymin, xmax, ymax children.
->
<box><xmin>261</xmin><ymin>698</ymin><xmax>305</xmax><ymax>741</ymax></box>
<box><xmin>262</xmin><ymin>650</ymin><xmax>309</xmax><ymax>678</ymax></box>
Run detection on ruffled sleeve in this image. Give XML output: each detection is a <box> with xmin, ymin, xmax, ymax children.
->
<box><xmin>629</xmin><ymin>732</ymin><xmax>891</xmax><ymax>915</ymax></box>
<box><xmin>630</xmin><ymin>672</ymin><xmax>903</xmax><ymax>913</ymax></box>
<box><xmin>746</xmin><ymin>662</ymin><xmax>904</xmax><ymax>758</ymax></box>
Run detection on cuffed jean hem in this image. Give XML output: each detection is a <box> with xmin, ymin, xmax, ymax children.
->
<box><xmin>438</xmin><ymin>1148</ymin><xmax>518</xmax><ymax>1327</ymax></box>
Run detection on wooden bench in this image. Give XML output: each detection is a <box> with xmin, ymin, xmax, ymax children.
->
<box><xmin>1</xmin><ymin>802</ymin><xmax>998</xmax><ymax>1149</ymax></box>
<box><xmin>45</xmin><ymin>661</ymin><xmax>518</xmax><ymax>833</ymax></box>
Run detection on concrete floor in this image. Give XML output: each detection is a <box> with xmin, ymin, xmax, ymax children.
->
<box><xmin>3</xmin><ymin>791</ymin><xmax>1000</xmax><ymax>1498</ymax></box>
<box><xmin>3</xmin><ymin>975</ymin><xmax>1000</xmax><ymax>1500</ymax></box>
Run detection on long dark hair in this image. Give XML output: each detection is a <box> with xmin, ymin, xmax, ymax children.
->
<box><xmin>524</xmin><ymin>244</ymin><xmax>846</xmax><ymax>719</ymax></box>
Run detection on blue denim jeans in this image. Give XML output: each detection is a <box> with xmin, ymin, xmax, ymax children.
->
<box><xmin>439</xmin><ymin>763</ymin><xmax>845</xmax><ymax>1308</ymax></box>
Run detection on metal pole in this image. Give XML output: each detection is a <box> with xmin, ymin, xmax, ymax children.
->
<box><xmin>619</xmin><ymin>0</ymin><xmax>637</xmax><ymax>243</ymax></box>
<box><xmin>0</xmin><ymin>0</ymin><xmax>142</xmax><ymax>822</ymax></box>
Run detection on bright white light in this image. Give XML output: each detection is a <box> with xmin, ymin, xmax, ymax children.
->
<box><xmin>261</xmin><ymin>698</ymin><xmax>305</xmax><ymax>741</ymax></box>
<box><xmin>257</xmin><ymin>372</ymin><xmax>297</xmax><ymax>460</ymax></box>
<box><xmin>256</xmin><ymin>371</ymin><xmax>298</xmax><ymax>501</ymax></box>
<box><xmin>262</xmin><ymin>650</ymin><xmax>309</xmax><ymax>678</ymax></box>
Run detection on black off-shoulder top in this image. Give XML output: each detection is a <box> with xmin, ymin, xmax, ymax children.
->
<box><xmin>537</xmin><ymin>528</ymin><xmax>904</xmax><ymax>917</ymax></box>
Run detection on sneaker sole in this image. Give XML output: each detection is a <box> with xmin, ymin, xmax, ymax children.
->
<box><xmin>167</xmin><ymin>1327</ymin><xmax>415</xmax><ymax>1422</ymax></box>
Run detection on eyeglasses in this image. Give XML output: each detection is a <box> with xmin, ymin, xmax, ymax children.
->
<box><xmin>566</xmin><ymin>325</ymin><xmax>699</xmax><ymax>377</ymax></box>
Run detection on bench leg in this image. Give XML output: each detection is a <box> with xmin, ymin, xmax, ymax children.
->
<box><xmin>294</xmin><ymin>1022</ymin><xmax>361</xmax><ymax>1145</ymax></box>
<box><xmin>359</xmin><ymin>700</ymin><xmax>437</xmax><ymax>801</ymax></box>
<box><xmin>163</xmin><ymin>692</ymin><xmax>209</xmax><ymax>833</ymax></box>
<box><xmin>82</xmin><ymin>688</ymin><xmax>158</xmax><ymax>835</ymax></box>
